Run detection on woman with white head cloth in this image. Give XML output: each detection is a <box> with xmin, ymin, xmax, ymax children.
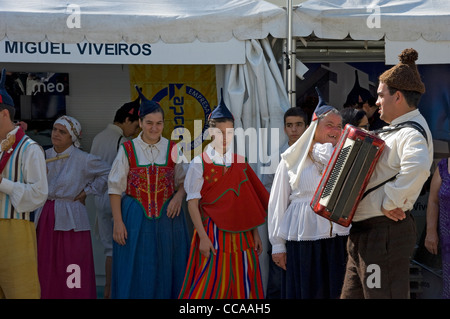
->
<box><xmin>34</xmin><ymin>115</ymin><xmax>110</xmax><ymax>299</ymax></box>
<box><xmin>268</xmin><ymin>88</ymin><xmax>350</xmax><ymax>299</ymax></box>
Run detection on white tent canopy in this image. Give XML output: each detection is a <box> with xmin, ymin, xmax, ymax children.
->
<box><xmin>291</xmin><ymin>0</ymin><xmax>450</xmax><ymax>65</ymax></box>
<box><xmin>0</xmin><ymin>0</ymin><xmax>287</xmax><ymax>44</ymax></box>
<box><xmin>0</xmin><ymin>1</ymin><xmax>290</xmax><ymax>289</ymax></box>
<box><xmin>0</xmin><ymin>0</ymin><xmax>290</xmax><ymax>150</ymax></box>
<box><xmin>292</xmin><ymin>0</ymin><xmax>450</xmax><ymax>41</ymax></box>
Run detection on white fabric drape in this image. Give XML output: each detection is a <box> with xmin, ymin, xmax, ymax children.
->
<box><xmin>0</xmin><ymin>0</ymin><xmax>286</xmax><ymax>44</ymax></box>
<box><xmin>217</xmin><ymin>38</ymin><xmax>291</xmax><ymax>179</ymax></box>
<box><xmin>216</xmin><ymin>38</ymin><xmax>295</xmax><ymax>293</ymax></box>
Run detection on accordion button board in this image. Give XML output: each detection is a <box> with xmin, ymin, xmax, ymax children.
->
<box><xmin>311</xmin><ymin>124</ymin><xmax>385</xmax><ymax>227</ymax></box>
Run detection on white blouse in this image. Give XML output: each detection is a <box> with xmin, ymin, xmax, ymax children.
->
<box><xmin>34</xmin><ymin>145</ymin><xmax>110</xmax><ymax>231</ymax></box>
<box><xmin>184</xmin><ymin>144</ymin><xmax>233</xmax><ymax>201</ymax></box>
<box><xmin>268</xmin><ymin>142</ymin><xmax>350</xmax><ymax>255</ymax></box>
<box><xmin>108</xmin><ymin>134</ymin><xmax>188</xmax><ymax>196</ymax></box>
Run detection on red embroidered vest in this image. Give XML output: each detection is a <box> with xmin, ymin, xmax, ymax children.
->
<box><xmin>123</xmin><ymin>140</ymin><xmax>176</xmax><ymax>219</ymax></box>
<box><xmin>199</xmin><ymin>151</ymin><xmax>268</xmax><ymax>232</ymax></box>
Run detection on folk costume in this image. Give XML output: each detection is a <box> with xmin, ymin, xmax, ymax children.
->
<box><xmin>268</xmin><ymin>88</ymin><xmax>349</xmax><ymax>299</ymax></box>
<box><xmin>179</xmin><ymin>91</ymin><xmax>268</xmax><ymax>299</ymax></box>
<box><xmin>341</xmin><ymin>49</ymin><xmax>433</xmax><ymax>299</ymax></box>
<box><xmin>0</xmin><ymin>69</ymin><xmax>48</xmax><ymax>299</ymax></box>
<box><xmin>35</xmin><ymin>115</ymin><xmax>110</xmax><ymax>299</ymax></box>
<box><xmin>108</xmin><ymin>87</ymin><xmax>190</xmax><ymax>299</ymax></box>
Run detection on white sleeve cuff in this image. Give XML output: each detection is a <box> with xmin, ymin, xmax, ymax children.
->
<box><xmin>271</xmin><ymin>242</ymin><xmax>286</xmax><ymax>255</ymax></box>
<box><xmin>0</xmin><ymin>177</ymin><xmax>14</xmax><ymax>195</ymax></box>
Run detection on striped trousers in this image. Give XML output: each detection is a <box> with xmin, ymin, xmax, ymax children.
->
<box><xmin>179</xmin><ymin>218</ymin><xmax>264</xmax><ymax>299</ymax></box>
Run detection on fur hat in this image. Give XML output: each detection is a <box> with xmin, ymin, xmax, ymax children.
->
<box><xmin>379</xmin><ymin>48</ymin><xmax>425</xmax><ymax>94</ymax></box>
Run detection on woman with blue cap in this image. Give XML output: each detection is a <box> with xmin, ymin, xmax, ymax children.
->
<box><xmin>179</xmin><ymin>89</ymin><xmax>269</xmax><ymax>299</ymax></box>
<box><xmin>108</xmin><ymin>86</ymin><xmax>190</xmax><ymax>299</ymax></box>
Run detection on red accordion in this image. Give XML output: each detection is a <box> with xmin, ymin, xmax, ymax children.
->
<box><xmin>311</xmin><ymin>124</ymin><xmax>385</xmax><ymax>227</ymax></box>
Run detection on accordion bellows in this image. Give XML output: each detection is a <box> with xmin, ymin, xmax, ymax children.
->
<box><xmin>311</xmin><ymin>125</ymin><xmax>385</xmax><ymax>227</ymax></box>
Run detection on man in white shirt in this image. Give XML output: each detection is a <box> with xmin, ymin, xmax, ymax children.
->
<box><xmin>0</xmin><ymin>68</ymin><xmax>48</xmax><ymax>298</ymax></box>
<box><xmin>340</xmin><ymin>49</ymin><xmax>433</xmax><ymax>299</ymax></box>
<box><xmin>90</xmin><ymin>98</ymin><xmax>140</xmax><ymax>298</ymax></box>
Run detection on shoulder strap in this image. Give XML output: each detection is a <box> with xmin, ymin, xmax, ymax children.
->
<box><xmin>167</xmin><ymin>140</ymin><xmax>177</xmax><ymax>166</ymax></box>
<box><xmin>122</xmin><ymin>140</ymin><xmax>137</xmax><ymax>167</ymax></box>
<box><xmin>361</xmin><ymin>174</ymin><xmax>396</xmax><ymax>200</ymax></box>
<box><xmin>362</xmin><ymin>121</ymin><xmax>428</xmax><ymax>200</ymax></box>
<box><xmin>116</xmin><ymin>136</ymin><xmax>124</xmax><ymax>151</ymax></box>
<box><xmin>0</xmin><ymin>128</ymin><xmax>26</xmax><ymax>174</ymax></box>
<box><xmin>373</xmin><ymin>121</ymin><xmax>428</xmax><ymax>145</ymax></box>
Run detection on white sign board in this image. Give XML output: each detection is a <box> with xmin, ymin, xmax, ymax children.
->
<box><xmin>0</xmin><ymin>37</ymin><xmax>246</xmax><ymax>65</ymax></box>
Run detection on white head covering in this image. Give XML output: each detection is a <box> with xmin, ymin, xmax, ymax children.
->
<box><xmin>54</xmin><ymin>115</ymin><xmax>82</xmax><ymax>148</ymax></box>
<box><xmin>281</xmin><ymin>87</ymin><xmax>336</xmax><ymax>190</ymax></box>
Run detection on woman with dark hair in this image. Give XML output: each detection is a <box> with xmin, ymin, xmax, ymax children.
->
<box><xmin>341</xmin><ymin>107</ymin><xmax>370</xmax><ymax>131</ymax></box>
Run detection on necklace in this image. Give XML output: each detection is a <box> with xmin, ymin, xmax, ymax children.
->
<box><xmin>308</xmin><ymin>151</ymin><xmax>325</xmax><ymax>175</ymax></box>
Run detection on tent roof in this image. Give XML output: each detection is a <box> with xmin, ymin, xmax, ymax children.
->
<box><xmin>0</xmin><ymin>0</ymin><xmax>287</xmax><ymax>44</ymax></box>
<box><xmin>292</xmin><ymin>0</ymin><xmax>450</xmax><ymax>41</ymax></box>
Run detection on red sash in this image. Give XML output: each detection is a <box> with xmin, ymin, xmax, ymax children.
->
<box><xmin>199</xmin><ymin>152</ymin><xmax>268</xmax><ymax>232</ymax></box>
<box><xmin>0</xmin><ymin>127</ymin><xmax>25</xmax><ymax>174</ymax></box>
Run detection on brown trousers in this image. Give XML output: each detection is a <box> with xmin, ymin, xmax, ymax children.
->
<box><xmin>340</xmin><ymin>212</ymin><xmax>416</xmax><ymax>299</ymax></box>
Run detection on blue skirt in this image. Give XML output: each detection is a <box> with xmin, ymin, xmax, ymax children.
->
<box><xmin>111</xmin><ymin>195</ymin><xmax>190</xmax><ymax>299</ymax></box>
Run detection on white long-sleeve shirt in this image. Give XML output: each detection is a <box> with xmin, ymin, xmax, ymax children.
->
<box><xmin>268</xmin><ymin>142</ymin><xmax>350</xmax><ymax>255</ymax></box>
<box><xmin>353</xmin><ymin>109</ymin><xmax>433</xmax><ymax>222</ymax></box>
<box><xmin>184</xmin><ymin>144</ymin><xmax>234</xmax><ymax>201</ymax></box>
<box><xmin>0</xmin><ymin>127</ymin><xmax>48</xmax><ymax>219</ymax></box>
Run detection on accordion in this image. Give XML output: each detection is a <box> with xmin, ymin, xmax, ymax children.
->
<box><xmin>311</xmin><ymin>124</ymin><xmax>385</xmax><ymax>227</ymax></box>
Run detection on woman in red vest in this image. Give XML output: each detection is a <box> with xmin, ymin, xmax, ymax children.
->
<box><xmin>179</xmin><ymin>89</ymin><xmax>269</xmax><ymax>299</ymax></box>
<box><xmin>108</xmin><ymin>86</ymin><xmax>190</xmax><ymax>299</ymax></box>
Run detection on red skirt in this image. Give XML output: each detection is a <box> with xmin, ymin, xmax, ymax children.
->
<box><xmin>178</xmin><ymin>218</ymin><xmax>264</xmax><ymax>299</ymax></box>
<box><xmin>36</xmin><ymin>200</ymin><xmax>97</xmax><ymax>299</ymax></box>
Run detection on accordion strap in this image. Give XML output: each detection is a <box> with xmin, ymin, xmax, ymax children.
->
<box><xmin>362</xmin><ymin>121</ymin><xmax>428</xmax><ymax>200</ymax></box>
<box><xmin>362</xmin><ymin>174</ymin><xmax>396</xmax><ymax>200</ymax></box>
<box><xmin>373</xmin><ymin>121</ymin><xmax>428</xmax><ymax>145</ymax></box>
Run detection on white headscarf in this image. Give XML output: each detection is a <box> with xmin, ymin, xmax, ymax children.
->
<box><xmin>282</xmin><ymin>87</ymin><xmax>336</xmax><ymax>190</ymax></box>
<box><xmin>281</xmin><ymin>120</ymin><xmax>317</xmax><ymax>190</ymax></box>
<box><xmin>54</xmin><ymin>115</ymin><xmax>82</xmax><ymax>148</ymax></box>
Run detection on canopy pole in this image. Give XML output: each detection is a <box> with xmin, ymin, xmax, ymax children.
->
<box><xmin>286</xmin><ymin>0</ymin><xmax>295</xmax><ymax>108</ymax></box>
<box><xmin>291</xmin><ymin>38</ymin><xmax>296</xmax><ymax>107</ymax></box>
